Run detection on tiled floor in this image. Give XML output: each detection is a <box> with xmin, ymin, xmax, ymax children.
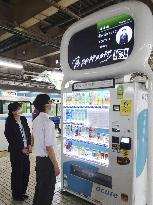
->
<box><xmin>0</xmin><ymin>140</ymin><xmax>91</xmax><ymax>205</ymax></box>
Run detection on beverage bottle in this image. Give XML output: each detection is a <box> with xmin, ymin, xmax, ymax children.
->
<box><xmin>89</xmin><ymin>92</ymin><xmax>92</xmax><ymax>105</ymax></box>
<box><xmin>100</xmin><ymin>152</ymin><xmax>105</xmax><ymax>160</ymax></box>
<box><xmin>81</xmin><ymin>109</ymin><xmax>84</xmax><ymax>122</ymax></box>
<box><xmin>70</xmin><ymin>124</ymin><xmax>73</xmax><ymax>138</ymax></box>
<box><xmin>97</xmin><ymin>92</ymin><xmax>101</xmax><ymax>106</ymax></box>
<box><xmin>70</xmin><ymin>109</ymin><xmax>72</xmax><ymax>122</ymax></box>
<box><xmin>71</xmin><ymin>124</ymin><xmax>75</xmax><ymax>138</ymax></box>
<box><xmin>67</xmin><ymin>125</ymin><xmax>71</xmax><ymax>137</ymax></box>
<box><xmin>93</xmin><ymin>91</ymin><xmax>98</xmax><ymax>105</ymax></box>
<box><xmin>81</xmin><ymin>147</ymin><xmax>85</xmax><ymax>156</ymax></box>
<box><xmin>63</xmin><ymin>108</ymin><xmax>66</xmax><ymax>122</ymax></box>
<box><xmin>97</xmin><ymin>150</ymin><xmax>101</xmax><ymax>160</ymax></box>
<box><xmin>74</xmin><ymin>109</ymin><xmax>76</xmax><ymax>121</ymax></box>
<box><xmin>71</xmin><ymin>109</ymin><xmax>74</xmax><ymax>121</ymax></box>
<box><xmin>66</xmin><ymin>109</ymin><xmax>68</xmax><ymax>121</ymax></box>
<box><xmin>63</xmin><ymin>138</ymin><xmax>66</xmax><ymax>152</ymax></box>
<box><xmin>71</xmin><ymin>93</ymin><xmax>74</xmax><ymax>106</ymax></box>
<box><xmin>73</xmin><ymin>92</ymin><xmax>75</xmax><ymax>105</ymax></box>
<box><xmin>105</xmin><ymin>134</ymin><xmax>109</xmax><ymax>147</ymax></box>
<box><xmin>82</xmin><ymin>126</ymin><xmax>85</xmax><ymax>138</ymax></box>
<box><xmin>77</xmin><ymin>93</ymin><xmax>80</xmax><ymax>105</ymax></box>
<box><xmin>63</xmin><ymin>124</ymin><xmax>66</xmax><ymax>137</ymax></box>
<box><xmin>105</xmin><ymin>152</ymin><xmax>109</xmax><ymax>164</ymax></box>
<box><xmin>82</xmin><ymin>92</ymin><xmax>85</xmax><ymax>104</ymax></box>
<box><xmin>79</xmin><ymin>93</ymin><xmax>82</xmax><ymax>105</ymax></box>
<box><xmin>86</xmin><ymin>92</ymin><xmax>89</xmax><ymax>106</ymax></box>
<box><xmin>85</xmin><ymin>127</ymin><xmax>89</xmax><ymax>139</ymax></box>
<box><xmin>75</xmin><ymin>109</ymin><xmax>78</xmax><ymax>121</ymax></box>
<box><xmin>78</xmin><ymin>109</ymin><xmax>81</xmax><ymax>122</ymax></box>
<box><xmin>84</xmin><ymin>109</ymin><xmax>87</xmax><ymax>122</ymax></box>
<box><xmin>78</xmin><ymin>147</ymin><xmax>81</xmax><ymax>156</ymax></box>
<box><xmin>75</xmin><ymin>126</ymin><xmax>79</xmax><ymax>137</ymax></box>
<box><xmin>92</xmin><ymin>150</ymin><xmax>96</xmax><ymax>159</ymax></box>
<box><xmin>65</xmin><ymin>125</ymin><xmax>68</xmax><ymax>137</ymax></box>
<box><xmin>85</xmin><ymin>109</ymin><xmax>87</xmax><ymax>121</ymax></box>
<box><xmin>100</xmin><ymin>133</ymin><xmax>105</xmax><ymax>144</ymax></box>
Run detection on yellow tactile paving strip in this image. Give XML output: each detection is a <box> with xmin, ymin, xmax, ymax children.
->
<box><xmin>0</xmin><ymin>151</ymin><xmax>9</xmax><ymax>158</ymax></box>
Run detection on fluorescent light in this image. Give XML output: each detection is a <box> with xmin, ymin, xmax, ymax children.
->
<box><xmin>0</xmin><ymin>59</ymin><xmax>23</xmax><ymax>69</ymax></box>
<box><xmin>32</xmin><ymin>70</ymin><xmax>64</xmax><ymax>90</ymax></box>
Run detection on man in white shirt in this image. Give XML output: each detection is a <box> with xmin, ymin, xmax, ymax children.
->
<box><xmin>32</xmin><ymin>94</ymin><xmax>60</xmax><ymax>205</ymax></box>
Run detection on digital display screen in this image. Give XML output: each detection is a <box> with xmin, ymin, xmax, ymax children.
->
<box><xmin>121</xmin><ymin>138</ymin><xmax>130</xmax><ymax>144</ymax></box>
<box><xmin>68</xmin><ymin>14</ymin><xmax>134</xmax><ymax>70</ymax></box>
<box><xmin>113</xmin><ymin>105</ymin><xmax>120</xmax><ymax>111</ymax></box>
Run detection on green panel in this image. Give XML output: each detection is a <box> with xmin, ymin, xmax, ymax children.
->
<box><xmin>97</xmin><ymin>14</ymin><xmax>133</xmax><ymax>30</ymax></box>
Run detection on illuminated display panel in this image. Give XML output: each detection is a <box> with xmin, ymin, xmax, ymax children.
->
<box><xmin>68</xmin><ymin>14</ymin><xmax>134</xmax><ymax>70</ymax></box>
<box><xmin>63</xmin><ymin>90</ymin><xmax>110</xmax><ymax>166</ymax></box>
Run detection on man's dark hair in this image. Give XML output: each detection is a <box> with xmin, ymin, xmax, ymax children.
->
<box><xmin>33</xmin><ymin>94</ymin><xmax>50</xmax><ymax>112</ymax></box>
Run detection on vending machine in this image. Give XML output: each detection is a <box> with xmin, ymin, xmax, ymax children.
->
<box><xmin>60</xmin><ymin>1</ymin><xmax>153</xmax><ymax>205</ymax></box>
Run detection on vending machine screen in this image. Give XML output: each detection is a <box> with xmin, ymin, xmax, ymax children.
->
<box><xmin>68</xmin><ymin>14</ymin><xmax>134</xmax><ymax>70</ymax></box>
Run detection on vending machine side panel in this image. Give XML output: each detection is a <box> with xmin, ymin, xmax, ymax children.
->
<box><xmin>134</xmin><ymin>83</ymin><xmax>148</xmax><ymax>205</ymax></box>
<box><xmin>108</xmin><ymin>83</ymin><xmax>135</xmax><ymax>205</ymax></box>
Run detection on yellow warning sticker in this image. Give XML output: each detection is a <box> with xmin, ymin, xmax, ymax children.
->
<box><xmin>120</xmin><ymin>100</ymin><xmax>132</xmax><ymax>116</ymax></box>
<box><xmin>122</xmin><ymin>150</ymin><xmax>129</xmax><ymax>157</ymax></box>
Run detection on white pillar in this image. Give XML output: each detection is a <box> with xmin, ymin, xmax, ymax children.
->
<box><xmin>147</xmin><ymin>78</ymin><xmax>153</xmax><ymax>205</ymax></box>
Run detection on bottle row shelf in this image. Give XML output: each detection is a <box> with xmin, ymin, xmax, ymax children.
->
<box><xmin>63</xmin><ymin>151</ymin><xmax>109</xmax><ymax>166</ymax></box>
<box><xmin>63</xmin><ymin>105</ymin><xmax>109</xmax><ymax>109</ymax></box>
<box><xmin>64</xmin><ymin>136</ymin><xmax>109</xmax><ymax>148</ymax></box>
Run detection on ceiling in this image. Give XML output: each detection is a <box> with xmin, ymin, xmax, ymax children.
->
<box><xmin>0</xmin><ymin>0</ymin><xmax>152</xmax><ymax>92</ymax></box>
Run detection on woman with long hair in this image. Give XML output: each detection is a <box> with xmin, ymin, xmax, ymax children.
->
<box><xmin>4</xmin><ymin>102</ymin><xmax>32</xmax><ymax>201</ymax></box>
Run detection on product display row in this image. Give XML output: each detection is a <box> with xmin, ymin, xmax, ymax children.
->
<box><xmin>63</xmin><ymin>138</ymin><xmax>109</xmax><ymax>165</ymax></box>
<box><xmin>63</xmin><ymin>91</ymin><xmax>110</xmax><ymax>106</ymax></box>
<box><xmin>63</xmin><ymin>124</ymin><xmax>109</xmax><ymax>147</ymax></box>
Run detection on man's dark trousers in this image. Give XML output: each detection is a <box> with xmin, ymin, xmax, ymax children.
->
<box><xmin>33</xmin><ymin>157</ymin><xmax>56</xmax><ymax>205</ymax></box>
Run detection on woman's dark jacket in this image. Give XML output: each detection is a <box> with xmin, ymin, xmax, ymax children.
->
<box><xmin>4</xmin><ymin>116</ymin><xmax>31</xmax><ymax>152</ymax></box>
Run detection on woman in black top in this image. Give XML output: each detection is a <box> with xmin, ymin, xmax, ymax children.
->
<box><xmin>4</xmin><ymin>102</ymin><xmax>32</xmax><ymax>201</ymax></box>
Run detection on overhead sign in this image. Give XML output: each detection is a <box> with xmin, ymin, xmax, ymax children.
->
<box><xmin>2</xmin><ymin>91</ymin><xmax>17</xmax><ymax>96</ymax></box>
<box><xmin>69</xmin><ymin>14</ymin><xmax>134</xmax><ymax>70</ymax></box>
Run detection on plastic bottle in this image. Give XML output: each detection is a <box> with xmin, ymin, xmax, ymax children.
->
<box><xmin>82</xmin><ymin>92</ymin><xmax>85</xmax><ymax>104</ymax></box>
<box><xmin>78</xmin><ymin>109</ymin><xmax>81</xmax><ymax>121</ymax></box>
<box><xmin>105</xmin><ymin>134</ymin><xmax>109</xmax><ymax>147</ymax></box>
<box><xmin>85</xmin><ymin>127</ymin><xmax>89</xmax><ymax>139</ymax></box>
<box><xmin>105</xmin><ymin>152</ymin><xmax>109</xmax><ymax>164</ymax></box>
<box><xmin>89</xmin><ymin>92</ymin><xmax>93</xmax><ymax>105</ymax></box>
<box><xmin>75</xmin><ymin>109</ymin><xmax>78</xmax><ymax>121</ymax></box>
<box><xmin>93</xmin><ymin>91</ymin><xmax>98</xmax><ymax>105</ymax></box>
<box><xmin>100</xmin><ymin>133</ymin><xmax>105</xmax><ymax>144</ymax></box>
<box><xmin>71</xmin><ymin>109</ymin><xmax>74</xmax><ymax>121</ymax></box>
<box><xmin>66</xmin><ymin>109</ymin><xmax>68</xmax><ymax>121</ymax></box>
<box><xmin>63</xmin><ymin>108</ymin><xmax>66</xmax><ymax>122</ymax></box>
<box><xmin>81</xmin><ymin>109</ymin><xmax>84</xmax><ymax>122</ymax></box>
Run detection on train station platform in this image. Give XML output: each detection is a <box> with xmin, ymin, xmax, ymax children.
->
<box><xmin>0</xmin><ymin>140</ymin><xmax>90</xmax><ymax>205</ymax></box>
